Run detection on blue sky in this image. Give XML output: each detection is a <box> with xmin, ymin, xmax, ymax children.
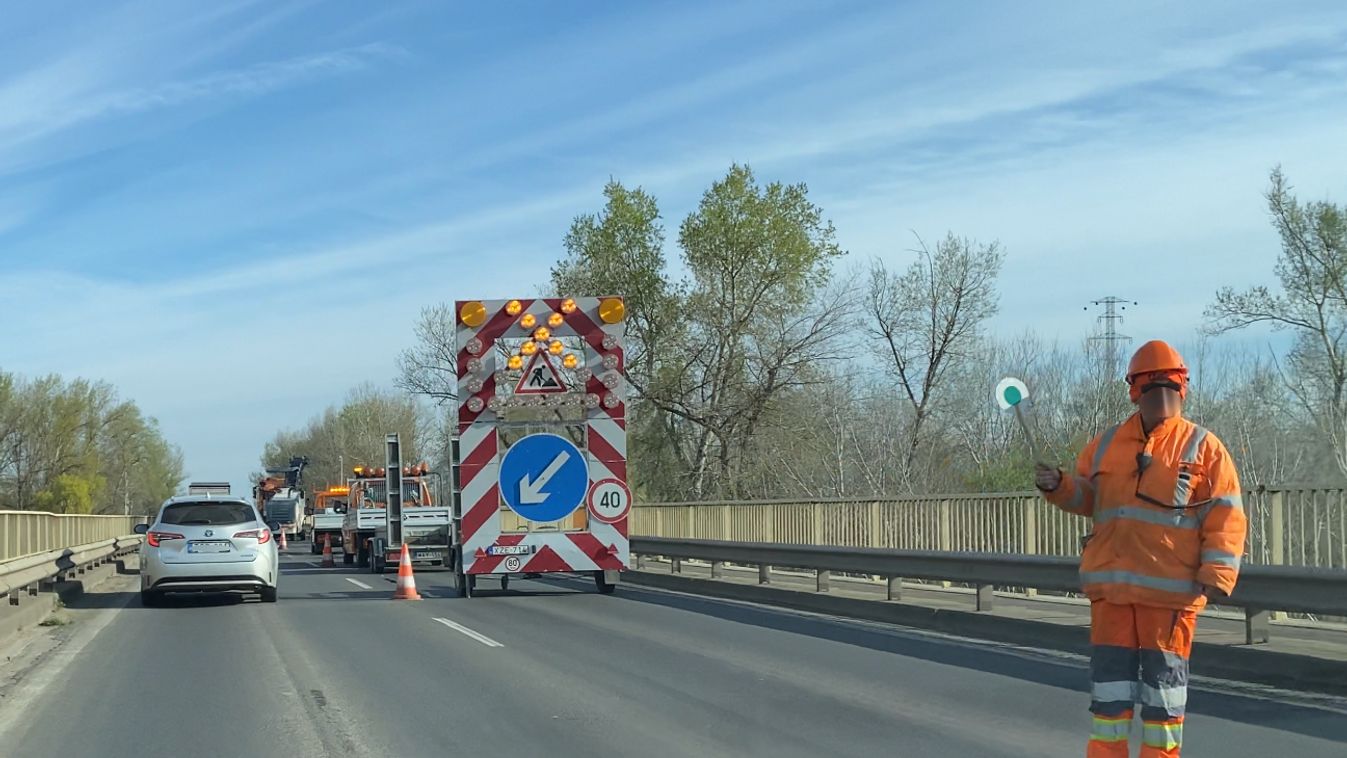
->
<box><xmin>2</xmin><ymin>0</ymin><xmax>1346</xmax><ymax>490</ymax></box>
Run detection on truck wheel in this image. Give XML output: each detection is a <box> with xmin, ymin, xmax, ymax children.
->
<box><xmin>457</xmin><ymin>572</ymin><xmax>475</xmax><ymax>598</ymax></box>
<box><xmin>595</xmin><ymin>571</ymin><xmax>616</xmax><ymax>594</ymax></box>
<box><xmin>356</xmin><ymin>544</ymin><xmax>369</xmax><ymax>568</ymax></box>
<box><xmin>310</xmin><ymin>540</ymin><xmax>321</xmax><ymax>555</ymax></box>
<box><xmin>342</xmin><ymin>551</ymin><xmax>354</xmax><ymax>566</ymax></box>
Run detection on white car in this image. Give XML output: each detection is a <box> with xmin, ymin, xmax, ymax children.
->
<box><xmin>136</xmin><ymin>495</ymin><xmax>281</xmax><ymax>605</ymax></box>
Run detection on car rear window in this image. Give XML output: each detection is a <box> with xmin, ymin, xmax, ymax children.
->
<box><xmin>160</xmin><ymin>502</ymin><xmax>255</xmax><ymax>526</ymax></box>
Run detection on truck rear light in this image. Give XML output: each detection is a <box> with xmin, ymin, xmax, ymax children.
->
<box><xmin>146</xmin><ymin>531</ymin><xmax>184</xmax><ymax>548</ymax></box>
<box><xmin>234</xmin><ymin>529</ymin><xmax>272</xmax><ymax>544</ymax></box>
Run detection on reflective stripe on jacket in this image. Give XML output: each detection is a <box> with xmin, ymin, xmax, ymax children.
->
<box><xmin>1042</xmin><ymin>413</ymin><xmax>1246</xmax><ymax>610</ymax></box>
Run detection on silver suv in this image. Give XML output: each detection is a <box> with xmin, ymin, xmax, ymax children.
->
<box><xmin>135</xmin><ymin>495</ymin><xmax>281</xmax><ymax>605</ymax></box>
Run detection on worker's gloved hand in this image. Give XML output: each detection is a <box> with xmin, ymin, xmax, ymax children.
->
<box><xmin>1034</xmin><ymin>463</ymin><xmax>1062</xmax><ymax>492</ymax></box>
<box><xmin>1201</xmin><ymin>584</ymin><xmax>1226</xmax><ymax>600</ymax></box>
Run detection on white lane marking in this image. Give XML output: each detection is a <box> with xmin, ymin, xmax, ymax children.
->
<box><xmin>304</xmin><ymin>561</ymin><xmax>321</xmax><ymax>567</ymax></box>
<box><xmin>432</xmin><ymin>617</ymin><xmax>503</xmax><ymax>648</ymax></box>
<box><xmin>345</xmin><ymin>578</ymin><xmax>373</xmax><ymax>590</ymax></box>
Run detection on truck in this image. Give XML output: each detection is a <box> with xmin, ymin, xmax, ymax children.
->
<box><xmin>262</xmin><ymin>487</ymin><xmax>309</xmax><ymax>542</ymax></box>
<box><xmin>187</xmin><ymin>482</ymin><xmax>231</xmax><ymax>495</ymax></box>
<box><xmin>340</xmin><ymin>462</ymin><xmax>451</xmax><ymax>572</ymax></box>
<box><xmin>310</xmin><ymin>485</ymin><xmax>349</xmax><ymax>555</ymax></box>
<box><xmin>370</xmin><ymin>461</ymin><xmax>451</xmax><ymax>574</ymax></box>
<box><xmin>253</xmin><ymin>457</ymin><xmax>311</xmax><ymax>542</ymax></box>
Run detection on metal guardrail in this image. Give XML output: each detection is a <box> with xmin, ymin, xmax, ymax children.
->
<box><xmin>1</xmin><ymin>536</ymin><xmax>142</xmax><ymax>606</ymax></box>
<box><xmin>631</xmin><ymin>487</ymin><xmax>1347</xmax><ymax>570</ymax></box>
<box><xmin>631</xmin><ymin>536</ymin><xmax>1347</xmax><ymax>645</ymax></box>
<box><xmin>1</xmin><ymin>511</ymin><xmax>146</xmax><ymax>562</ymax></box>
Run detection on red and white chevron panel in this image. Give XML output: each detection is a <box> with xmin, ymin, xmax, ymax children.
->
<box><xmin>454</xmin><ymin>296</ymin><xmax>628</xmax><ymax>577</ymax></box>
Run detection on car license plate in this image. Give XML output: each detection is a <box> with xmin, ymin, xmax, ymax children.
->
<box><xmin>486</xmin><ymin>545</ymin><xmax>531</xmax><ymax>556</ymax></box>
<box><xmin>188</xmin><ymin>541</ymin><xmax>231</xmax><ymax>553</ymax></box>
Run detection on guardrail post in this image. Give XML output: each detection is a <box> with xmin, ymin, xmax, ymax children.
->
<box><xmin>1269</xmin><ymin>490</ymin><xmax>1285</xmax><ymax>565</ymax></box>
<box><xmin>816</xmin><ymin>569</ymin><xmax>830</xmax><ymax>593</ymax></box>
<box><xmin>711</xmin><ymin>560</ymin><xmax>724</xmax><ymax>578</ymax></box>
<box><xmin>758</xmin><ymin>564</ymin><xmax>771</xmax><ymax>585</ymax></box>
<box><xmin>8</xmin><ymin>590</ymin><xmax>18</xmax><ymax>606</ymax></box>
<box><xmin>671</xmin><ymin>557</ymin><xmax>681</xmax><ymax>574</ymax></box>
<box><xmin>635</xmin><ymin>552</ymin><xmax>646</xmax><ymax>569</ymax></box>
<box><xmin>975</xmin><ymin>584</ymin><xmax>994</xmax><ymax>611</ymax></box>
<box><xmin>939</xmin><ymin>499</ymin><xmax>953</xmax><ymax>587</ymax></box>
<box><xmin>887</xmin><ymin>577</ymin><xmax>902</xmax><ymax>601</ymax></box>
<box><xmin>1269</xmin><ymin>491</ymin><xmax>1286</xmax><ymax>622</ymax></box>
<box><xmin>1245</xmin><ymin>608</ymin><xmax>1270</xmax><ymax>645</ymax></box>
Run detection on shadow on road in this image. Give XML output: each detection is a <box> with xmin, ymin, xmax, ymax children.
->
<box><xmin>615</xmin><ymin>585</ymin><xmax>1347</xmax><ymax>744</ymax></box>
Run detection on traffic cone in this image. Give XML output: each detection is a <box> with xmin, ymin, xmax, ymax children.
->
<box><xmin>279</xmin><ymin>529</ymin><xmax>288</xmax><ymax>551</ymax></box>
<box><xmin>321</xmin><ymin>533</ymin><xmax>335</xmax><ymax>568</ymax></box>
<box><xmin>392</xmin><ymin>543</ymin><xmax>421</xmax><ymax>600</ymax></box>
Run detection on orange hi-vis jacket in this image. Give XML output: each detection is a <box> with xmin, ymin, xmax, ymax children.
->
<box><xmin>1043</xmin><ymin>413</ymin><xmax>1246</xmax><ymax>611</ymax></box>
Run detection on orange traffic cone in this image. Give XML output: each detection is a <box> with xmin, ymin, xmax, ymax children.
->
<box><xmin>279</xmin><ymin>529</ymin><xmax>288</xmax><ymax>551</ymax></box>
<box><xmin>392</xmin><ymin>543</ymin><xmax>421</xmax><ymax>600</ymax></box>
<box><xmin>321</xmin><ymin>533</ymin><xmax>335</xmax><ymax>568</ymax></box>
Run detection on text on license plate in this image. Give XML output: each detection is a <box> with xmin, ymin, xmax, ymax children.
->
<box><xmin>413</xmin><ymin>552</ymin><xmax>438</xmax><ymax>561</ymax></box>
<box><xmin>487</xmin><ymin>545</ymin><xmax>531</xmax><ymax>555</ymax></box>
<box><xmin>188</xmin><ymin>541</ymin><xmax>232</xmax><ymax>553</ymax></box>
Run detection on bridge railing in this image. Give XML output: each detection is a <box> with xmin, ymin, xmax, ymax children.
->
<box><xmin>629</xmin><ymin>536</ymin><xmax>1347</xmax><ymax>645</ymax></box>
<box><xmin>631</xmin><ymin>486</ymin><xmax>1347</xmax><ymax>569</ymax></box>
<box><xmin>1</xmin><ymin>511</ymin><xmax>145</xmax><ymax>563</ymax></box>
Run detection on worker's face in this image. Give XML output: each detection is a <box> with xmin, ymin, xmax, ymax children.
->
<box><xmin>1139</xmin><ymin>384</ymin><xmax>1183</xmax><ymax>422</ymax></box>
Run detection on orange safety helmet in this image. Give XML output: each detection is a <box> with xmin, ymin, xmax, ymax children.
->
<box><xmin>1126</xmin><ymin>340</ymin><xmax>1188</xmax><ymax>401</ymax></box>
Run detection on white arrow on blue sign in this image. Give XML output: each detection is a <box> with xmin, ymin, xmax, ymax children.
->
<box><xmin>498</xmin><ymin>433</ymin><xmax>590</xmax><ymax>523</ymax></box>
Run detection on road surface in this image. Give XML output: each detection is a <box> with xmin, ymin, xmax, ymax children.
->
<box><xmin>1</xmin><ymin>549</ymin><xmax>1344</xmax><ymax>757</ymax></box>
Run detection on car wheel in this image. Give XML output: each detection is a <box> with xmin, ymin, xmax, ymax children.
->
<box><xmin>260</xmin><ymin>586</ymin><xmax>278</xmax><ymax>603</ymax></box>
<box><xmin>141</xmin><ymin>590</ymin><xmax>163</xmax><ymax>607</ymax></box>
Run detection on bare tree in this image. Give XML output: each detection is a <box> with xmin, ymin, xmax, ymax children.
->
<box><xmin>397</xmin><ymin>304</ymin><xmax>459</xmax><ymax>406</ymax></box>
<box><xmin>866</xmin><ymin>233</ymin><xmax>1004</xmax><ymax>489</ymax></box>
<box><xmin>1206</xmin><ymin>167</ymin><xmax>1347</xmax><ymax>477</ymax></box>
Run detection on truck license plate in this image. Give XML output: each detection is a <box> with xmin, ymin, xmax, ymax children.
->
<box><xmin>486</xmin><ymin>545</ymin><xmax>531</xmax><ymax>556</ymax></box>
<box><xmin>413</xmin><ymin>552</ymin><xmax>438</xmax><ymax>561</ymax></box>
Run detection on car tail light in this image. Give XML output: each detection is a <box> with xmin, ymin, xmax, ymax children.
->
<box><xmin>146</xmin><ymin>531</ymin><xmax>184</xmax><ymax>548</ymax></box>
<box><xmin>234</xmin><ymin>529</ymin><xmax>271</xmax><ymax>544</ymax></box>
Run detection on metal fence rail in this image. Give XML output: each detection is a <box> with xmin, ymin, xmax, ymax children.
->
<box><xmin>1</xmin><ymin>511</ymin><xmax>145</xmax><ymax>562</ymax></box>
<box><xmin>631</xmin><ymin>487</ymin><xmax>1347</xmax><ymax>569</ymax></box>
<box><xmin>631</xmin><ymin>536</ymin><xmax>1347</xmax><ymax>644</ymax></box>
<box><xmin>0</xmin><ymin>537</ymin><xmax>142</xmax><ymax>598</ymax></box>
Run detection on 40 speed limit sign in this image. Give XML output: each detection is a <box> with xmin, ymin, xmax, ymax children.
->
<box><xmin>587</xmin><ymin>478</ymin><xmax>631</xmax><ymax>524</ymax></box>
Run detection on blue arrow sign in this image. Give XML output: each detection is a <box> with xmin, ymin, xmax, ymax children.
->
<box><xmin>498</xmin><ymin>433</ymin><xmax>589</xmax><ymax>523</ymax></box>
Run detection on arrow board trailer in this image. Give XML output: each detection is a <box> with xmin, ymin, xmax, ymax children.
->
<box><xmin>454</xmin><ymin>296</ymin><xmax>629</xmax><ymax>596</ymax></box>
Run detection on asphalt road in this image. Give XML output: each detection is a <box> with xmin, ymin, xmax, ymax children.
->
<box><xmin>1</xmin><ymin>548</ymin><xmax>1344</xmax><ymax>757</ymax></box>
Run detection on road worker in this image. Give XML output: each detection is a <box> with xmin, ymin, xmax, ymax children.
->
<box><xmin>1034</xmin><ymin>340</ymin><xmax>1246</xmax><ymax>758</ymax></box>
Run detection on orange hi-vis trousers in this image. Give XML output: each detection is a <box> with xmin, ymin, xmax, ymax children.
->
<box><xmin>1088</xmin><ymin>601</ymin><xmax>1196</xmax><ymax>758</ymax></box>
